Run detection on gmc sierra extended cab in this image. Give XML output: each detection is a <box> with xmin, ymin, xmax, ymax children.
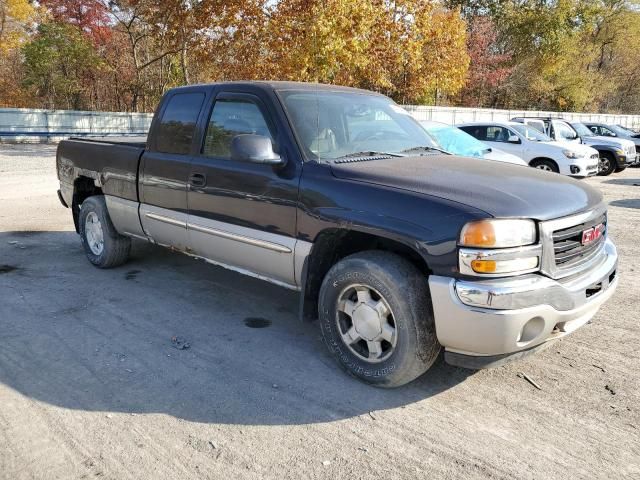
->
<box><xmin>57</xmin><ymin>82</ymin><xmax>619</xmax><ymax>387</ymax></box>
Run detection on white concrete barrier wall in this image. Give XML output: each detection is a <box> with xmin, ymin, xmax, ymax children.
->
<box><xmin>0</xmin><ymin>105</ymin><xmax>639</xmax><ymax>143</ymax></box>
<box><xmin>0</xmin><ymin>107</ymin><xmax>153</xmax><ymax>143</ymax></box>
<box><xmin>404</xmin><ymin>105</ymin><xmax>640</xmax><ymax>129</ymax></box>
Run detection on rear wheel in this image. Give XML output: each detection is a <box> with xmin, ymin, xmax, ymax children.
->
<box><xmin>79</xmin><ymin>196</ymin><xmax>131</xmax><ymax>268</ymax></box>
<box><xmin>530</xmin><ymin>159</ymin><xmax>559</xmax><ymax>173</ymax></box>
<box><xmin>318</xmin><ymin>251</ymin><xmax>441</xmax><ymax>388</ymax></box>
<box><xmin>598</xmin><ymin>153</ymin><xmax>616</xmax><ymax>176</ymax></box>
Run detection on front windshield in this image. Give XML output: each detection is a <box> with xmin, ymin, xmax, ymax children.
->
<box><xmin>511</xmin><ymin>124</ymin><xmax>552</xmax><ymax>141</ymax></box>
<box><xmin>279</xmin><ymin>90</ymin><xmax>439</xmax><ymax>160</ymax></box>
<box><xmin>571</xmin><ymin>122</ymin><xmax>594</xmax><ymax>137</ymax></box>
<box><xmin>422</xmin><ymin>123</ymin><xmax>488</xmax><ymax>158</ymax></box>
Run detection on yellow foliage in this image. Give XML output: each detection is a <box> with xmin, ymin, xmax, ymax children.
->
<box><xmin>0</xmin><ymin>0</ymin><xmax>35</xmax><ymax>52</ymax></box>
<box><xmin>262</xmin><ymin>0</ymin><xmax>469</xmax><ymax>103</ymax></box>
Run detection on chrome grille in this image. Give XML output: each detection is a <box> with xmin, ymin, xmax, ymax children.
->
<box><xmin>552</xmin><ymin>213</ymin><xmax>606</xmax><ymax>267</ymax></box>
<box><xmin>539</xmin><ymin>206</ymin><xmax>608</xmax><ymax>279</ymax></box>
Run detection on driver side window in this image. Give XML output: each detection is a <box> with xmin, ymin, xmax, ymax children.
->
<box><xmin>556</xmin><ymin>123</ymin><xmax>576</xmax><ymax>140</ymax></box>
<box><xmin>203</xmin><ymin>98</ymin><xmax>274</xmax><ymax>159</ymax></box>
<box><xmin>600</xmin><ymin>126</ymin><xmax>616</xmax><ymax>137</ymax></box>
<box><xmin>485</xmin><ymin>126</ymin><xmax>512</xmax><ymax>143</ymax></box>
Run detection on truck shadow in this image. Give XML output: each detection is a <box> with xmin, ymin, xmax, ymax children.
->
<box><xmin>0</xmin><ymin>231</ymin><xmax>472</xmax><ymax>426</ymax></box>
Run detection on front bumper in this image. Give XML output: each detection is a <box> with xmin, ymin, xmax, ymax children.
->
<box><xmin>428</xmin><ymin>238</ymin><xmax>618</xmax><ymax>368</ymax></box>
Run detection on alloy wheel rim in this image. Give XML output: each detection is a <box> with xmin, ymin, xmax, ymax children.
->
<box><xmin>85</xmin><ymin>211</ymin><xmax>104</xmax><ymax>256</ymax></box>
<box><xmin>536</xmin><ymin>164</ymin><xmax>552</xmax><ymax>171</ymax></box>
<box><xmin>336</xmin><ymin>284</ymin><xmax>397</xmax><ymax>363</ymax></box>
<box><xmin>600</xmin><ymin>157</ymin><xmax>611</xmax><ymax>172</ymax></box>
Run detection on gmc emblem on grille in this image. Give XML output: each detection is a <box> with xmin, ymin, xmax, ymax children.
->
<box><xmin>582</xmin><ymin>223</ymin><xmax>604</xmax><ymax>245</ymax></box>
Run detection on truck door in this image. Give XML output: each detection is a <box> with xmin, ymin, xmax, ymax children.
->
<box><xmin>139</xmin><ymin>90</ymin><xmax>208</xmax><ymax>251</ymax></box>
<box><xmin>186</xmin><ymin>91</ymin><xmax>302</xmax><ymax>289</ymax></box>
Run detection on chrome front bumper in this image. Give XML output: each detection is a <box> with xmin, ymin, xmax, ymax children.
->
<box><xmin>428</xmin><ymin>238</ymin><xmax>618</xmax><ymax>365</ymax></box>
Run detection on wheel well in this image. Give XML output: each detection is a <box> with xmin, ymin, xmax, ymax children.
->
<box><xmin>529</xmin><ymin>157</ymin><xmax>558</xmax><ymax>168</ymax></box>
<box><xmin>300</xmin><ymin>229</ymin><xmax>430</xmax><ymax>320</ymax></box>
<box><xmin>72</xmin><ymin>176</ymin><xmax>103</xmax><ymax>232</ymax></box>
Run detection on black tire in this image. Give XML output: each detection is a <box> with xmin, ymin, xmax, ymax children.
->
<box><xmin>598</xmin><ymin>153</ymin><xmax>616</xmax><ymax>176</ymax></box>
<box><xmin>78</xmin><ymin>195</ymin><xmax>131</xmax><ymax>268</ymax></box>
<box><xmin>318</xmin><ymin>251</ymin><xmax>441</xmax><ymax>388</ymax></box>
<box><xmin>614</xmin><ymin>165</ymin><xmax>627</xmax><ymax>173</ymax></box>
<box><xmin>530</xmin><ymin>158</ymin><xmax>559</xmax><ymax>173</ymax></box>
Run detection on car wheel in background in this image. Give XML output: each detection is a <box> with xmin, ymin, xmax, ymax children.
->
<box><xmin>598</xmin><ymin>153</ymin><xmax>616</xmax><ymax>176</ymax></box>
<box><xmin>530</xmin><ymin>159</ymin><xmax>559</xmax><ymax>173</ymax></box>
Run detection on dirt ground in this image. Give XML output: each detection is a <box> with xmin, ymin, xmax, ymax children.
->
<box><xmin>0</xmin><ymin>144</ymin><xmax>638</xmax><ymax>480</ymax></box>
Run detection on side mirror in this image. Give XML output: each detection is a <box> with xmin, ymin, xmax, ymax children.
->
<box><xmin>230</xmin><ymin>134</ymin><xmax>284</xmax><ymax>165</ymax></box>
<box><xmin>507</xmin><ymin>135</ymin><xmax>520</xmax><ymax>144</ymax></box>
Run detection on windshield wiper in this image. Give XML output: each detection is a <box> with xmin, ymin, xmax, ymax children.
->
<box><xmin>399</xmin><ymin>145</ymin><xmax>447</xmax><ymax>154</ymax></box>
<box><xmin>335</xmin><ymin>151</ymin><xmax>403</xmax><ymax>159</ymax></box>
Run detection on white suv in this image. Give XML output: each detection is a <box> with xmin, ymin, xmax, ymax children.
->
<box><xmin>457</xmin><ymin>122</ymin><xmax>599</xmax><ymax>177</ymax></box>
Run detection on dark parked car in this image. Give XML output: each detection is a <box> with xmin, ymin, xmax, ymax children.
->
<box><xmin>56</xmin><ymin>82</ymin><xmax>618</xmax><ymax>387</ymax></box>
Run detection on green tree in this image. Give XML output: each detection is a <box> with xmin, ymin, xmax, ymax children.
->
<box><xmin>22</xmin><ymin>22</ymin><xmax>103</xmax><ymax>109</ymax></box>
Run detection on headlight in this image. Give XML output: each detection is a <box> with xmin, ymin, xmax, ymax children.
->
<box><xmin>563</xmin><ymin>149</ymin><xmax>584</xmax><ymax>159</ymax></box>
<box><xmin>459</xmin><ymin>219</ymin><xmax>536</xmax><ymax>248</ymax></box>
<box><xmin>459</xmin><ymin>219</ymin><xmax>541</xmax><ymax>276</ymax></box>
<box><xmin>614</xmin><ymin>149</ymin><xmax>624</xmax><ymax>155</ymax></box>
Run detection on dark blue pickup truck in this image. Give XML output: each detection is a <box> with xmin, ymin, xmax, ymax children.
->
<box><xmin>56</xmin><ymin>81</ymin><xmax>618</xmax><ymax>387</ymax></box>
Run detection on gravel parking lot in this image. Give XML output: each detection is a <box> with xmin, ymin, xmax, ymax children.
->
<box><xmin>0</xmin><ymin>144</ymin><xmax>638</xmax><ymax>480</ymax></box>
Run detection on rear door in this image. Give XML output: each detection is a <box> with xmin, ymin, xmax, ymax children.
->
<box><xmin>139</xmin><ymin>89</ymin><xmax>208</xmax><ymax>250</ymax></box>
<box><xmin>186</xmin><ymin>90</ymin><xmax>303</xmax><ymax>288</ymax></box>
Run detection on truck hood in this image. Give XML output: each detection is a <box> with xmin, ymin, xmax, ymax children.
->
<box><xmin>330</xmin><ymin>155</ymin><xmax>603</xmax><ymax>221</ymax></box>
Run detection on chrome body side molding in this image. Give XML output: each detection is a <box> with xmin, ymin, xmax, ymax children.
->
<box><xmin>104</xmin><ymin>197</ymin><xmax>313</xmax><ymax>290</ymax></box>
<box><xmin>189</xmin><ymin>222</ymin><xmax>292</xmax><ymax>253</ymax></box>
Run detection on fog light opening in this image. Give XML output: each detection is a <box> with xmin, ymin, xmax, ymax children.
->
<box><xmin>570</xmin><ymin>165</ymin><xmax>580</xmax><ymax>174</ymax></box>
<box><xmin>517</xmin><ymin>316</ymin><xmax>545</xmax><ymax>345</ymax></box>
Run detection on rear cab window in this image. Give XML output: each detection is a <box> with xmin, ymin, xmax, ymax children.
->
<box><xmin>155</xmin><ymin>92</ymin><xmax>206</xmax><ymax>154</ymax></box>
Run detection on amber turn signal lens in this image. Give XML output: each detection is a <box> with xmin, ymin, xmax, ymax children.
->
<box><xmin>470</xmin><ymin>259</ymin><xmax>497</xmax><ymax>273</ymax></box>
<box><xmin>461</xmin><ymin>222</ymin><xmax>496</xmax><ymax>247</ymax></box>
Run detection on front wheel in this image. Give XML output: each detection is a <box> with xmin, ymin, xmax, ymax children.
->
<box><xmin>79</xmin><ymin>196</ymin><xmax>131</xmax><ymax>268</ymax></box>
<box><xmin>598</xmin><ymin>153</ymin><xmax>616</xmax><ymax>176</ymax></box>
<box><xmin>318</xmin><ymin>251</ymin><xmax>441</xmax><ymax>388</ymax></box>
<box><xmin>530</xmin><ymin>159</ymin><xmax>559</xmax><ymax>173</ymax></box>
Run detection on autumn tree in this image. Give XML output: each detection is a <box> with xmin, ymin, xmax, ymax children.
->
<box><xmin>22</xmin><ymin>22</ymin><xmax>103</xmax><ymax>109</ymax></box>
<box><xmin>456</xmin><ymin>16</ymin><xmax>511</xmax><ymax>107</ymax></box>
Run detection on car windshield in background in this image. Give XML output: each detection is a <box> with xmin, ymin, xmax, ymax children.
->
<box><xmin>279</xmin><ymin>90</ymin><xmax>439</xmax><ymax>161</ymax></box>
<box><xmin>511</xmin><ymin>124</ymin><xmax>551</xmax><ymax>141</ymax></box>
<box><xmin>571</xmin><ymin>122</ymin><xmax>595</xmax><ymax>137</ymax></box>
<box><xmin>423</xmin><ymin>123</ymin><xmax>488</xmax><ymax>158</ymax></box>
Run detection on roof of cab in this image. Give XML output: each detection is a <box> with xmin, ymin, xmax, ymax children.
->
<box><xmin>167</xmin><ymin>80</ymin><xmax>385</xmax><ymax>96</ymax></box>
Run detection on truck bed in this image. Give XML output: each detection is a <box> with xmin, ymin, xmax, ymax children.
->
<box><xmin>57</xmin><ymin>136</ymin><xmax>147</xmax><ymax>205</ymax></box>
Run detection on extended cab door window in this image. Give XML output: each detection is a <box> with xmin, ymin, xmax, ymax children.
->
<box><xmin>155</xmin><ymin>92</ymin><xmax>206</xmax><ymax>154</ymax></box>
<box><xmin>202</xmin><ymin>98</ymin><xmax>275</xmax><ymax>158</ymax></box>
